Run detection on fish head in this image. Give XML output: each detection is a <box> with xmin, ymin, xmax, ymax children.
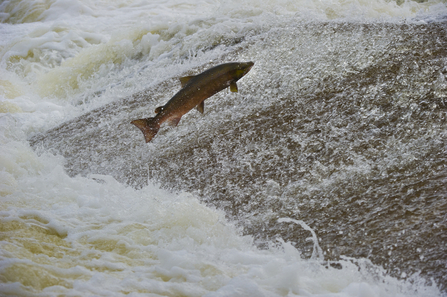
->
<box><xmin>233</xmin><ymin>62</ymin><xmax>254</xmax><ymax>80</ymax></box>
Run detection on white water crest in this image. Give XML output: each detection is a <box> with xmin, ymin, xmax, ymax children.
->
<box><xmin>1</xmin><ymin>0</ymin><xmax>446</xmax><ymax>296</ymax></box>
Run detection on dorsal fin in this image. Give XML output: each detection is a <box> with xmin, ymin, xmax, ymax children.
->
<box><xmin>179</xmin><ymin>76</ymin><xmax>195</xmax><ymax>88</ymax></box>
<box><xmin>196</xmin><ymin>101</ymin><xmax>204</xmax><ymax>114</ymax></box>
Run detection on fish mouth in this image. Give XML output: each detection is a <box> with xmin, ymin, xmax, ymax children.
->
<box><xmin>243</xmin><ymin>62</ymin><xmax>254</xmax><ymax>74</ymax></box>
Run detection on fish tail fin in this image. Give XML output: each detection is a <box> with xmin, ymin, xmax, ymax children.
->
<box><xmin>131</xmin><ymin>117</ymin><xmax>159</xmax><ymax>143</ymax></box>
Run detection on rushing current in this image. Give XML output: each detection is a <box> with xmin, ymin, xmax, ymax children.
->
<box><xmin>1</xmin><ymin>0</ymin><xmax>447</xmax><ymax>296</ymax></box>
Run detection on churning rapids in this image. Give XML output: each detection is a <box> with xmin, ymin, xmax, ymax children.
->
<box><xmin>1</xmin><ymin>0</ymin><xmax>447</xmax><ymax>296</ymax></box>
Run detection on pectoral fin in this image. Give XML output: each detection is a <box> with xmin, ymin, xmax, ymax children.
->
<box><xmin>230</xmin><ymin>81</ymin><xmax>238</xmax><ymax>92</ymax></box>
<box><xmin>196</xmin><ymin>101</ymin><xmax>204</xmax><ymax>114</ymax></box>
<box><xmin>180</xmin><ymin>76</ymin><xmax>195</xmax><ymax>88</ymax></box>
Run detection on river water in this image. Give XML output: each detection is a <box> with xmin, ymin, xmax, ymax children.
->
<box><xmin>1</xmin><ymin>0</ymin><xmax>447</xmax><ymax>296</ymax></box>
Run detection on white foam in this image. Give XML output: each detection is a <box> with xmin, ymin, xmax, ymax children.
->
<box><xmin>0</xmin><ymin>0</ymin><xmax>445</xmax><ymax>295</ymax></box>
<box><xmin>0</xmin><ymin>108</ymin><xmax>442</xmax><ymax>296</ymax></box>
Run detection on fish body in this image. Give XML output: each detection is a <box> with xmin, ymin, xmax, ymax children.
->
<box><xmin>131</xmin><ymin>62</ymin><xmax>254</xmax><ymax>143</ymax></box>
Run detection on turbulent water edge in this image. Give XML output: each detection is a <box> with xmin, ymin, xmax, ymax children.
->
<box><xmin>29</xmin><ymin>19</ymin><xmax>447</xmax><ymax>292</ymax></box>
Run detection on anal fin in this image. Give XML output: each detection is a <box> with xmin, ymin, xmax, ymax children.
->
<box><xmin>168</xmin><ymin>117</ymin><xmax>181</xmax><ymax>127</ymax></box>
<box><xmin>196</xmin><ymin>101</ymin><xmax>204</xmax><ymax>114</ymax></box>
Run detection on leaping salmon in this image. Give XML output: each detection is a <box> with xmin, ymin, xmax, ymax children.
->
<box><xmin>131</xmin><ymin>62</ymin><xmax>254</xmax><ymax>143</ymax></box>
